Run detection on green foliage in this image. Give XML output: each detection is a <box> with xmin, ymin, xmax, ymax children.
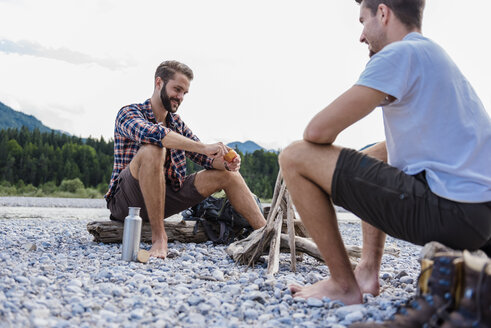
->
<box><xmin>0</xmin><ymin>127</ymin><xmax>113</xmax><ymax>198</ymax></box>
<box><xmin>60</xmin><ymin>178</ymin><xmax>84</xmax><ymax>193</ymax></box>
<box><xmin>1</xmin><ymin>126</ymin><xmax>280</xmax><ymax>199</ymax></box>
<box><xmin>187</xmin><ymin>149</ymin><xmax>279</xmax><ymax>200</ymax></box>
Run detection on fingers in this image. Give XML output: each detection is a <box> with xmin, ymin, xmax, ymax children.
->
<box><xmin>208</xmin><ymin>142</ymin><xmax>228</xmax><ymax>158</ymax></box>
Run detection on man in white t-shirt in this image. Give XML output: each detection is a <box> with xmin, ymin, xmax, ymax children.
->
<box><xmin>279</xmin><ymin>0</ymin><xmax>491</xmax><ymax>305</ymax></box>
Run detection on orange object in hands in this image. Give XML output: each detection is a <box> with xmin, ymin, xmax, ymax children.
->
<box><xmin>224</xmin><ymin>149</ymin><xmax>238</xmax><ymax>162</ymax></box>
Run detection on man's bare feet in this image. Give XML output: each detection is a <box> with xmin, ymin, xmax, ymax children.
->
<box><xmin>149</xmin><ymin>239</ymin><xmax>168</xmax><ymax>259</ymax></box>
<box><xmin>289</xmin><ymin>278</ymin><xmax>363</xmax><ymax>305</ymax></box>
<box><xmin>353</xmin><ymin>262</ymin><xmax>380</xmax><ymax>296</ymax></box>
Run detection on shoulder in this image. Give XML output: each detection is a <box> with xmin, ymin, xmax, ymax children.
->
<box><xmin>378</xmin><ymin>33</ymin><xmax>432</xmax><ymax>60</ymax></box>
<box><xmin>118</xmin><ymin>100</ymin><xmax>149</xmax><ymax>117</ymax></box>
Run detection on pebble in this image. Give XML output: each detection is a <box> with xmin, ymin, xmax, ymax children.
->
<box><xmin>0</xmin><ymin>198</ymin><xmax>423</xmax><ymax>327</ymax></box>
<box><xmin>307</xmin><ymin>298</ymin><xmax>324</xmax><ymax>307</ymax></box>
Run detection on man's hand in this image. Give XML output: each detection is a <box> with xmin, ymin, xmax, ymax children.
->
<box><xmin>225</xmin><ymin>152</ymin><xmax>241</xmax><ymax>171</ymax></box>
<box><xmin>203</xmin><ymin>142</ymin><xmax>228</xmax><ymax>159</ymax></box>
<box><xmin>212</xmin><ymin>147</ymin><xmax>241</xmax><ymax>172</ymax></box>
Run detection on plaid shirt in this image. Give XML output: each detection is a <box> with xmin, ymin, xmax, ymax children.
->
<box><xmin>105</xmin><ymin>99</ymin><xmax>213</xmax><ymax>201</ymax></box>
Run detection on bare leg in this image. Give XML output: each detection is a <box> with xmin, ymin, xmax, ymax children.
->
<box><xmin>129</xmin><ymin>145</ymin><xmax>168</xmax><ymax>259</ymax></box>
<box><xmin>279</xmin><ymin>141</ymin><xmax>362</xmax><ymax>305</ymax></box>
<box><xmin>194</xmin><ymin>170</ymin><xmax>266</xmax><ymax>229</ymax></box>
<box><xmin>354</xmin><ymin>142</ymin><xmax>388</xmax><ymax>296</ymax></box>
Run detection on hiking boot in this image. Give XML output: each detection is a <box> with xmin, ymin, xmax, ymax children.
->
<box><xmin>440</xmin><ymin>250</ymin><xmax>491</xmax><ymax>328</ymax></box>
<box><xmin>350</xmin><ymin>252</ymin><xmax>464</xmax><ymax>327</ymax></box>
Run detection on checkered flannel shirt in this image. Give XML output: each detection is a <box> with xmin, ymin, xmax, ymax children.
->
<box><xmin>105</xmin><ymin>99</ymin><xmax>213</xmax><ymax>201</ymax></box>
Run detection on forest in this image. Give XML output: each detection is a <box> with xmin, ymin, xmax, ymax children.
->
<box><xmin>0</xmin><ymin>127</ymin><xmax>279</xmax><ymax>199</ymax></box>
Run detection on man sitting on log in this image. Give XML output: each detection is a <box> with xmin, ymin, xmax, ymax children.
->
<box><xmin>105</xmin><ymin>60</ymin><xmax>266</xmax><ymax>259</ymax></box>
<box><xmin>279</xmin><ymin>0</ymin><xmax>491</xmax><ymax>305</ymax></box>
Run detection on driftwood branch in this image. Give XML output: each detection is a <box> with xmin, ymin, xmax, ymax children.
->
<box><xmin>267</xmin><ymin>210</ymin><xmax>284</xmax><ymax>275</ymax></box>
<box><xmin>286</xmin><ymin>194</ymin><xmax>297</xmax><ymax>272</ymax></box>
<box><xmin>226</xmin><ymin>233</ymin><xmax>401</xmax><ymax>269</ymax></box>
<box><xmin>87</xmin><ymin>219</ymin><xmax>208</xmax><ymax>244</ymax></box>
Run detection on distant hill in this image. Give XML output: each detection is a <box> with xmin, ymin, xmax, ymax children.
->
<box><xmin>0</xmin><ymin>101</ymin><xmax>52</xmax><ymax>132</ymax></box>
<box><xmin>227</xmin><ymin>140</ymin><xmax>278</xmax><ymax>154</ymax></box>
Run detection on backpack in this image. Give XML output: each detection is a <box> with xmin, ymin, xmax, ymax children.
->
<box><xmin>181</xmin><ymin>195</ymin><xmax>263</xmax><ymax>244</ymax></box>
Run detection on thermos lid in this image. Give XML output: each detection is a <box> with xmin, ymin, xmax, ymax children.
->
<box><xmin>128</xmin><ymin>207</ymin><xmax>141</xmax><ymax>216</ymax></box>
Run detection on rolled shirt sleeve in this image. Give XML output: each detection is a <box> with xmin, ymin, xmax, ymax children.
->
<box><xmin>116</xmin><ymin>105</ymin><xmax>170</xmax><ymax>147</ymax></box>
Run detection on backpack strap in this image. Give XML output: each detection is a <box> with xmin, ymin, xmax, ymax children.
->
<box><xmin>200</xmin><ymin>218</ymin><xmax>230</xmax><ymax>244</ymax></box>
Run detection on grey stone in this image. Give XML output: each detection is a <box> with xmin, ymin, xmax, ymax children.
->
<box><xmin>345</xmin><ymin>310</ymin><xmax>364</xmax><ymax>323</ymax></box>
<box><xmin>187</xmin><ymin>295</ymin><xmax>204</xmax><ymax>306</ymax></box>
<box><xmin>212</xmin><ymin>269</ymin><xmax>225</xmax><ymax>282</ymax></box>
<box><xmin>306</xmin><ymin>298</ymin><xmax>324</xmax><ymax>307</ymax></box>
<box><xmin>243</xmin><ymin>308</ymin><xmax>259</xmax><ymax>320</ymax></box>
<box><xmin>14</xmin><ymin>276</ymin><xmax>30</xmax><ymax>284</ymax></box>
<box><xmin>400</xmin><ymin>276</ymin><xmax>414</xmax><ymax>284</ymax></box>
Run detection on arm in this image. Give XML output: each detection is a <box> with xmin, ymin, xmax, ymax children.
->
<box><xmin>161</xmin><ymin>131</ymin><xmax>227</xmax><ymax>158</ymax></box>
<box><xmin>116</xmin><ymin>105</ymin><xmax>170</xmax><ymax>146</ymax></box>
<box><xmin>304</xmin><ymin>85</ymin><xmax>388</xmax><ymax>144</ymax></box>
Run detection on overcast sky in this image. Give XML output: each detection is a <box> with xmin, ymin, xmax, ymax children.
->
<box><xmin>1</xmin><ymin>0</ymin><xmax>490</xmax><ymax>151</ymax></box>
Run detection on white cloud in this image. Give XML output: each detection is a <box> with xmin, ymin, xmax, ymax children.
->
<box><xmin>0</xmin><ymin>39</ymin><xmax>132</xmax><ymax>70</ymax></box>
<box><xmin>0</xmin><ymin>0</ymin><xmax>489</xmax><ymax>149</ymax></box>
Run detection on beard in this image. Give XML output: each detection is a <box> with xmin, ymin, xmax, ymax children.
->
<box><xmin>160</xmin><ymin>83</ymin><xmax>180</xmax><ymax>113</ymax></box>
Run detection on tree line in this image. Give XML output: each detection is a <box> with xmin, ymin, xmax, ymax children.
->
<box><xmin>0</xmin><ymin>127</ymin><xmax>279</xmax><ymax>199</ymax></box>
<box><xmin>187</xmin><ymin>148</ymin><xmax>279</xmax><ymax>199</ymax></box>
<box><xmin>0</xmin><ymin>127</ymin><xmax>113</xmax><ymax>196</ymax></box>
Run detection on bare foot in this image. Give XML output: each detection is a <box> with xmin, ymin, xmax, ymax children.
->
<box><xmin>354</xmin><ymin>263</ymin><xmax>380</xmax><ymax>296</ymax></box>
<box><xmin>149</xmin><ymin>240</ymin><xmax>168</xmax><ymax>259</ymax></box>
<box><xmin>289</xmin><ymin>279</ymin><xmax>363</xmax><ymax>305</ymax></box>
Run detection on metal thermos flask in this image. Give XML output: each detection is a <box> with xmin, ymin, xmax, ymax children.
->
<box><xmin>121</xmin><ymin>207</ymin><xmax>142</xmax><ymax>261</ymax></box>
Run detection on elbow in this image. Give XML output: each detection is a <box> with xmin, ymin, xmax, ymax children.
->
<box><xmin>303</xmin><ymin>125</ymin><xmax>336</xmax><ymax>144</ymax></box>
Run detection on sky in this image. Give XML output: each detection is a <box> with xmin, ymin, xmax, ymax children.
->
<box><xmin>0</xmin><ymin>0</ymin><xmax>490</xmax><ymax>151</ymax></box>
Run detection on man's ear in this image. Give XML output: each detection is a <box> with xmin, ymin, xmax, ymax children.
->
<box><xmin>377</xmin><ymin>4</ymin><xmax>390</xmax><ymax>25</ymax></box>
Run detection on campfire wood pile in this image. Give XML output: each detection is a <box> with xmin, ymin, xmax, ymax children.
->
<box><xmin>225</xmin><ymin>171</ymin><xmax>400</xmax><ymax>275</ymax></box>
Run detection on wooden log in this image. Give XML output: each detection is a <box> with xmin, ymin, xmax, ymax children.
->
<box><xmin>286</xmin><ymin>194</ymin><xmax>297</xmax><ymax>272</ymax></box>
<box><xmin>227</xmin><ymin>233</ymin><xmax>401</xmax><ymax>269</ymax></box>
<box><xmin>87</xmin><ymin>219</ymin><xmax>208</xmax><ymax>244</ymax></box>
<box><xmin>267</xmin><ymin>209</ymin><xmax>284</xmax><ymax>275</ymax></box>
<box><xmin>247</xmin><ymin>181</ymin><xmax>288</xmax><ymax>267</ymax></box>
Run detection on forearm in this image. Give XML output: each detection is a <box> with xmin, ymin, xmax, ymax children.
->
<box><xmin>304</xmin><ymin>86</ymin><xmax>387</xmax><ymax>144</ymax></box>
<box><xmin>162</xmin><ymin>131</ymin><xmax>206</xmax><ymax>154</ymax></box>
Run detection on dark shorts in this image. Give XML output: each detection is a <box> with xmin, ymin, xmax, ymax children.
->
<box><xmin>107</xmin><ymin>166</ymin><xmax>206</xmax><ymax>222</ymax></box>
<box><xmin>332</xmin><ymin>148</ymin><xmax>491</xmax><ymax>254</ymax></box>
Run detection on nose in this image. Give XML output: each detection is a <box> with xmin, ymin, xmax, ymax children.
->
<box><xmin>359</xmin><ymin>31</ymin><xmax>367</xmax><ymax>44</ymax></box>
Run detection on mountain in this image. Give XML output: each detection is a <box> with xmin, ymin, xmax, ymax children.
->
<box><xmin>227</xmin><ymin>140</ymin><xmax>277</xmax><ymax>154</ymax></box>
<box><xmin>0</xmin><ymin>101</ymin><xmax>52</xmax><ymax>132</ymax></box>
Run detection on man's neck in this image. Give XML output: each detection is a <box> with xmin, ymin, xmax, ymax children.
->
<box><xmin>389</xmin><ymin>25</ymin><xmax>421</xmax><ymax>43</ymax></box>
<box><xmin>150</xmin><ymin>96</ymin><xmax>168</xmax><ymax>124</ymax></box>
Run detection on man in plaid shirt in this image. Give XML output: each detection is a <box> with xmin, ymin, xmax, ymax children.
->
<box><xmin>105</xmin><ymin>60</ymin><xmax>266</xmax><ymax>259</ymax></box>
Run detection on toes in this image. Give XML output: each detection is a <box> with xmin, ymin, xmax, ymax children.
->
<box><xmin>288</xmin><ymin>284</ymin><xmax>303</xmax><ymax>294</ymax></box>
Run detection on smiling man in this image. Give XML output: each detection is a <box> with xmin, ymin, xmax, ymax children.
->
<box><xmin>279</xmin><ymin>0</ymin><xmax>491</xmax><ymax>305</ymax></box>
<box><xmin>105</xmin><ymin>60</ymin><xmax>266</xmax><ymax>259</ymax></box>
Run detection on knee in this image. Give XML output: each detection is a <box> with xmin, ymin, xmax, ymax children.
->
<box><xmin>215</xmin><ymin>169</ymin><xmax>243</xmax><ymax>188</ymax></box>
<box><xmin>136</xmin><ymin>145</ymin><xmax>166</xmax><ymax>168</ymax></box>
<box><xmin>279</xmin><ymin>140</ymin><xmax>308</xmax><ymax>173</ymax></box>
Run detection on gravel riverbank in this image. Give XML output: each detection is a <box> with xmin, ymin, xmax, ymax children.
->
<box><xmin>0</xmin><ymin>197</ymin><xmax>423</xmax><ymax>327</ymax></box>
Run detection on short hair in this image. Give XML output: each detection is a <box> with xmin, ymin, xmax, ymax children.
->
<box><xmin>355</xmin><ymin>0</ymin><xmax>425</xmax><ymax>30</ymax></box>
<box><xmin>154</xmin><ymin>60</ymin><xmax>194</xmax><ymax>82</ymax></box>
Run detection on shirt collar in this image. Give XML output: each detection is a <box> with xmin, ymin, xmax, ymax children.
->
<box><xmin>142</xmin><ymin>99</ymin><xmax>156</xmax><ymax>122</ymax></box>
<box><xmin>143</xmin><ymin>98</ymin><xmax>178</xmax><ymax>128</ymax></box>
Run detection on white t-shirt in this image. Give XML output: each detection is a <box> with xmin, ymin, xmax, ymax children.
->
<box><xmin>356</xmin><ymin>32</ymin><xmax>491</xmax><ymax>203</ymax></box>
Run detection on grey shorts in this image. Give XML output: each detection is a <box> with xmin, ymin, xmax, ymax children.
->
<box><xmin>107</xmin><ymin>166</ymin><xmax>206</xmax><ymax>222</ymax></box>
<box><xmin>332</xmin><ymin>148</ymin><xmax>491</xmax><ymax>254</ymax></box>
